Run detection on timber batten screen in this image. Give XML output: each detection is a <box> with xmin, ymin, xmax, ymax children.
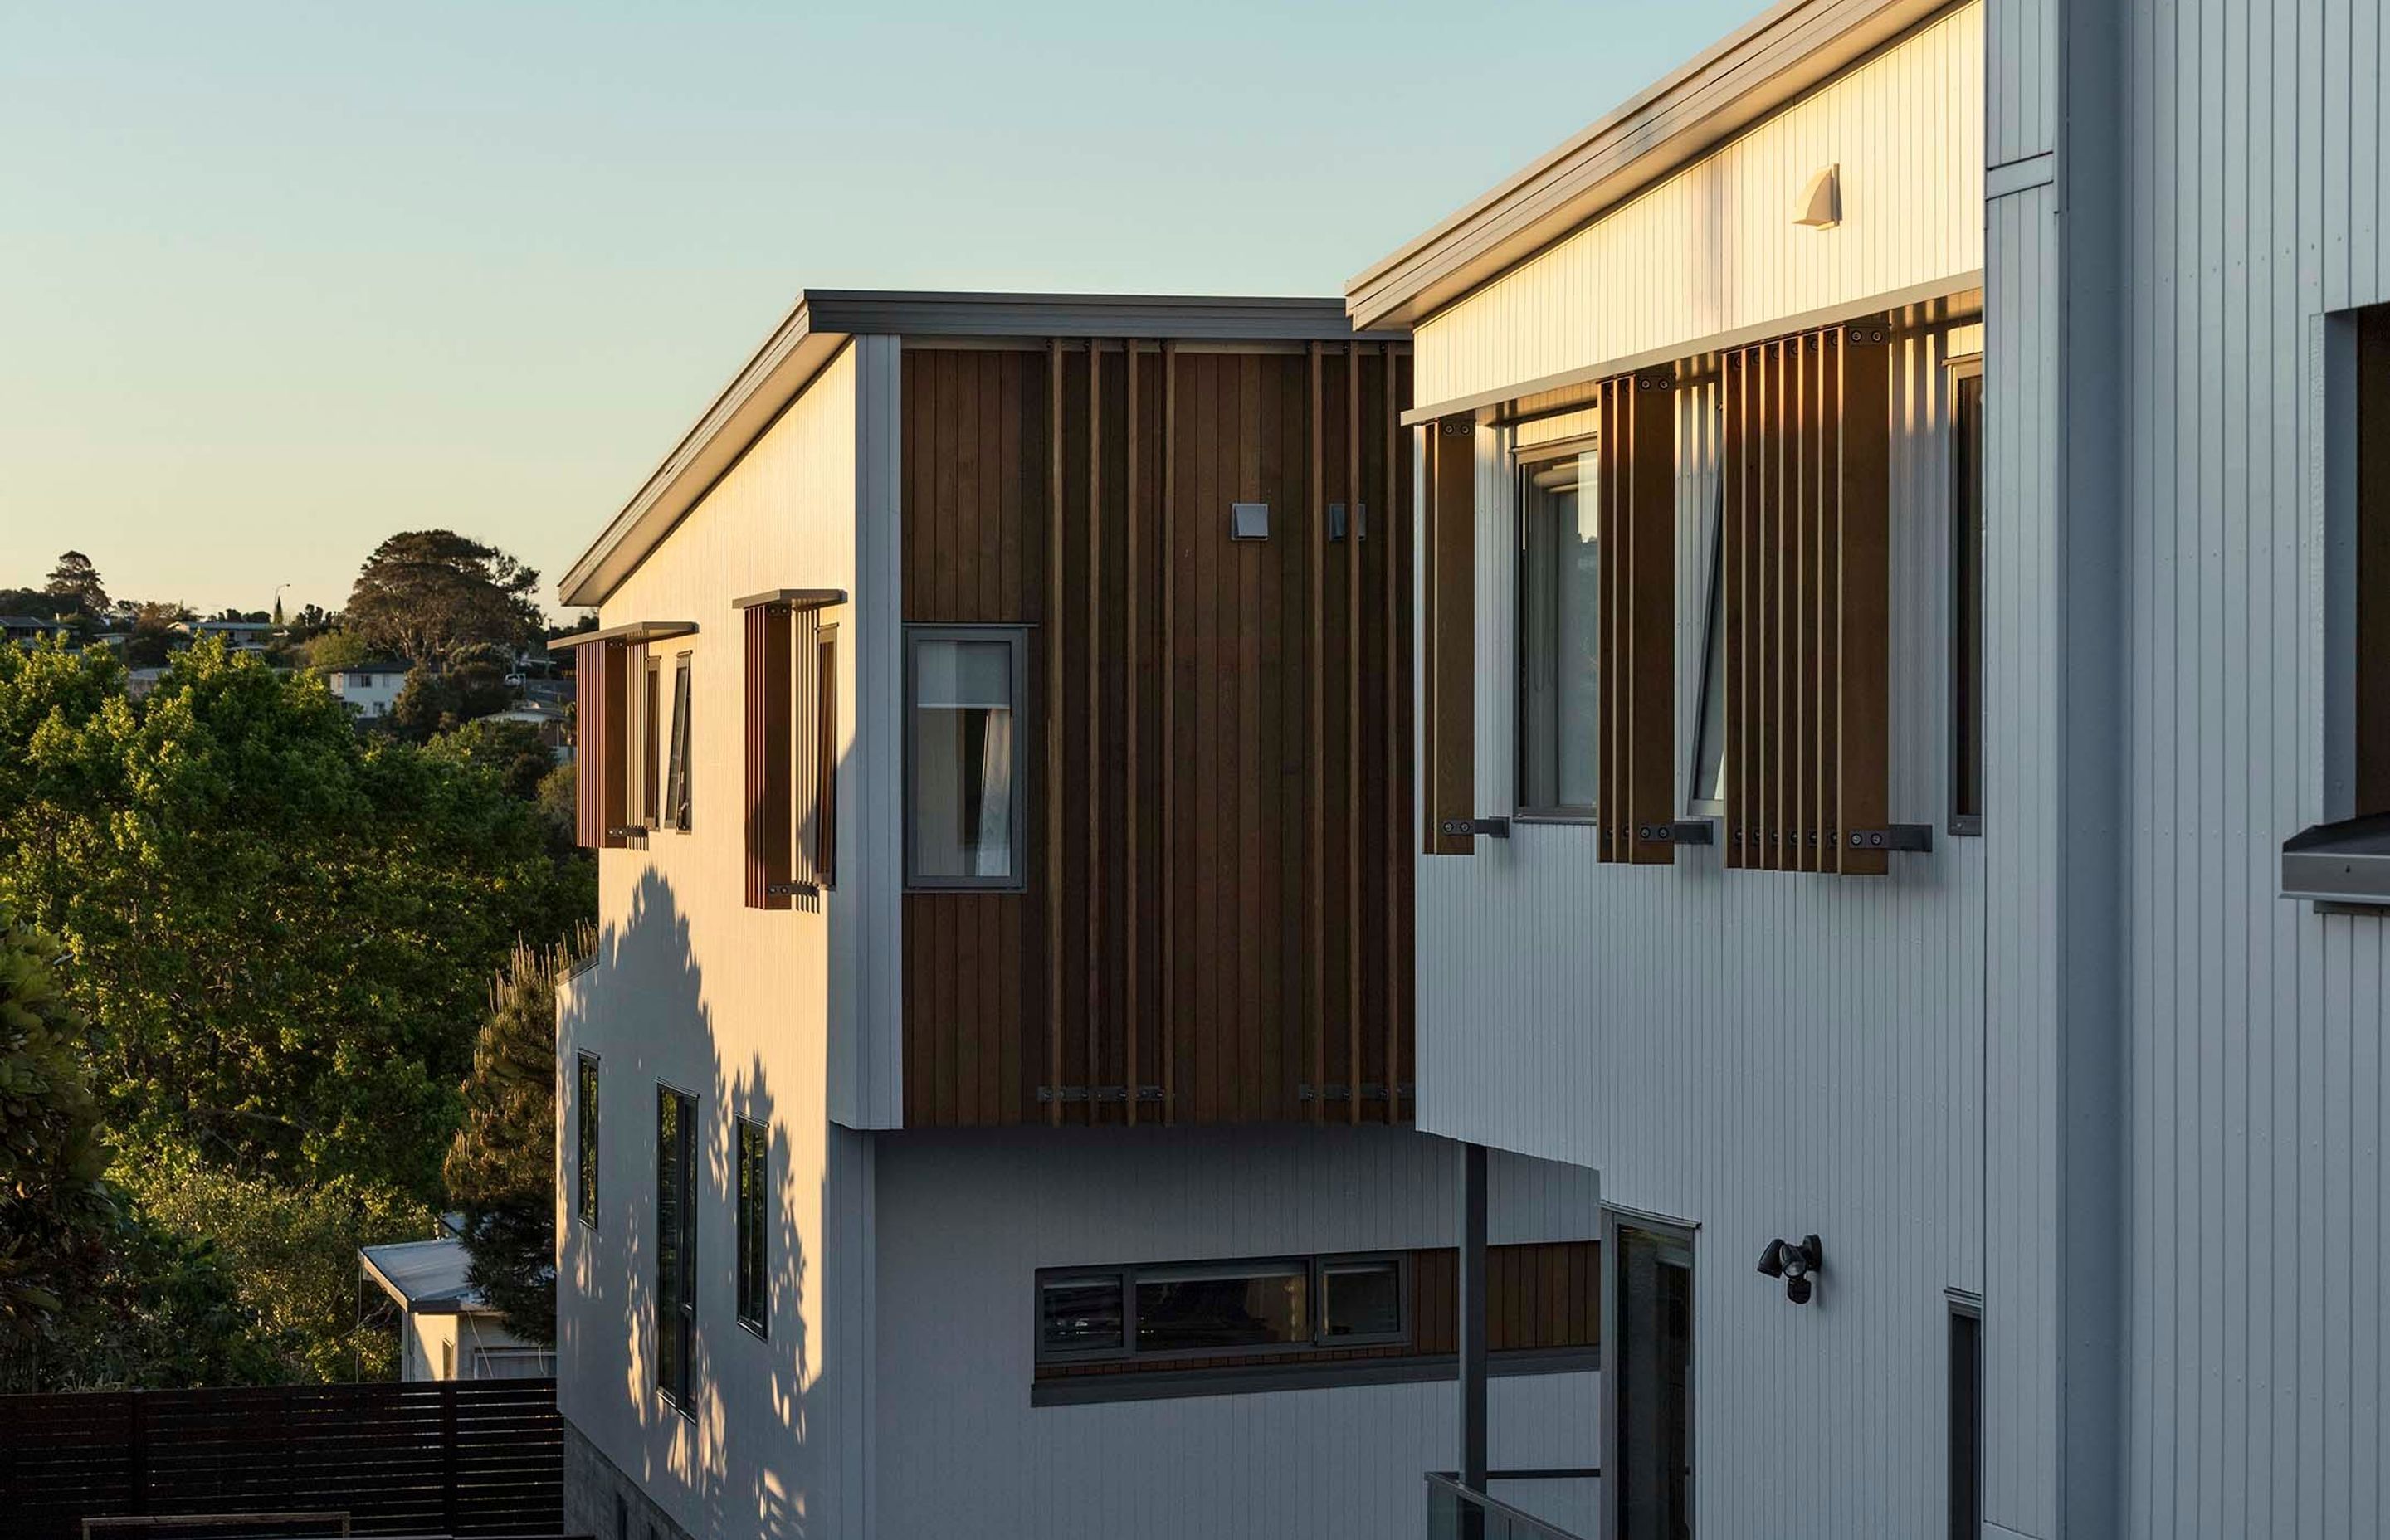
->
<box><xmin>1424</xmin><ymin>416</ymin><xmax>1477</xmax><ymax>855</ymax></box>
<box><xmin>1721</xmin><ymin>321</ymin><xmax>1893</xmax><ymax>875</ymax></box>
<box><xmin>1594</xmin><ymin>373</ymin><xmax>1679</xmax><ymax>864</ymax></box>
<box><xmin>898</xmin><ymin>340</ymin><xmax>1413</xmax><ymax>1128</ymax></box>
<box><xmin>573</xmin><ymin>638</ymin><xmax>628</xmax><ymax>850</ymax></box>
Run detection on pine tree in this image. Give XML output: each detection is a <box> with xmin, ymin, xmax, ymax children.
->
<box><xmin>442</xmin><ymin>925</ymin><xmax>592</xmax><ymax>1348</ymax></box>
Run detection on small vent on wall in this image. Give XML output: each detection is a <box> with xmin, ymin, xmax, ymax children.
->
<box><xmin>1796</xmin><ymin>163</ymin><xmax>1841</xmax><ymax>228</ymax></box>
<box><xmin>1231</xmin><ymin>501</ymin><xmax>1271</xmax><ymax>540</ymax></box>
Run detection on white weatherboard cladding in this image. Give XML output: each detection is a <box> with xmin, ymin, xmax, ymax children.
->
<box><xmin>872</xmin><ymin>1127</ymin><xmax>1602</xmax><ymax>1540</ymax></box>
<box><xmin>2113</xmin><ymin>0</ymin><xmax>2390</xmax><ymax>1535</ymax></box>
<box><xmin>554</xmin><ymin>343</ymin><xmax>880</xmax><ymax>1540</ymax></box>
<box><xmin>1412</xmin><ymin>2</ymin><xmax>1983</xmax><ymax>412</ymax></box>
<box><xmin>1412</xmin><ymin>338</ymin><xmax>1984</xmax><ymax>1536</ymax></box>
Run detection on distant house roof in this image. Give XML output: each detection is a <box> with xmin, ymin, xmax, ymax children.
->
<box><xmin>2</xmin><ymin>615</ymin><xmax>66</xmax><ymax>630</ymax></box>
<box><xmin>358</xmin><ymin>1236</ymin><xmax>499</xmax><ymax>1316</ymax></box>
<box><xmin>328</xmin><ymin>660</ymin><xmax>412</xmax><ymax>678</ymax></box>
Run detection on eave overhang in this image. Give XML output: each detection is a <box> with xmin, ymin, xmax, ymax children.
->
<box><xmin>1343</xmin><ymin>0</ymin><xmax>1957</xmax><ymax>332</ymax></box>
<box><xmin>559</xmin><ymin>290</ymin><xmax>1409</xmax><ymax>611</ymax></box>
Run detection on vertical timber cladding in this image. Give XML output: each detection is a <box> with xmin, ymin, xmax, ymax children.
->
<box><xmin>1593</xmin><ymin>373</ymin><xmax>1680</xmax><ymax>865</ymax></box>
<box><xmin>1721</xmin><ymin>320</ymin><xmax>1892</xmax><ymax>875</ymax></box>
<box><xmin>898</xmin><ymin>340</ymin><xmax>1414</xmax><ymax>1127</ymax></box>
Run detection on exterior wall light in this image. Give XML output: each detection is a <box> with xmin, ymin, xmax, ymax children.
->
<box><xmin>1796</xmin><ymin>164</ymin><xmax>1841</xmax><ymax>228</ymax></box>
<box><xmin>1756</xmin><ymin>1234</ymin><xmax>1824</xmax><ymax>1304</ymax></box>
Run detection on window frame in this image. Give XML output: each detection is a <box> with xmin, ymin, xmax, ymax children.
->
<box><xmin>1948</xmin><ymin>358</ymin><xmax>1986</xmax><ymax>836</ymax></box>
<box><xmin>1511</xmin><ymin>434</ymin><xmax>1603</xmax><ymax>822</ymax></box>
<box><xmin>1947</xmin><ymin>1294</ymin><xmax>1983</xmax><ymax>1540</ymax></box>
<box><xmin>903</xmin><ymin>624</ymin><xmax>1030</xmax><ymax>891</ymax></box>
<box><xmin>661</xmin><ymin>651</ymin><xmax>693</xmax><ymax>832</ymax></box>
<box><xmin>1032</xmin><ymin>1250</ymin><xmax>1410</xmax><ymax>1368</ymax></box>
<box><xmin>637</xmin><ymin>651</ymin><xmax>661</xmax><ymax>831</ymax></box>
<box><xmin>575</xmin><ymin>1052</ymin><xmax>600</xmax><ymax>1231</ymax></box>
<box><xmin>655</xmin><ymin>1083</ymin><xmax>698</xmax><ymax>1416</ymax></box>
<box><xmin>734</xmin><ymin>1117</ymin><xmax>768</xmax><ymax>1339</ymax></box>
<box><xmin>1686</xmin><ymin>476</ymin><xmax>1728</xmax><ymax>818</ymax></box>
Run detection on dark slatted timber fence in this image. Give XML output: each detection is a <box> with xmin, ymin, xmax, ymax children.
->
<box><xmin>0</xmin><ymin>1378</ymin><xmax>563</xmax><ymax>1540</ymax></box>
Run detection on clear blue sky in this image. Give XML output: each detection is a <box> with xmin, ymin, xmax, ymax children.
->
<box><xmin>0</xmin><ymin>0</ymin><xmax>1768</xmax><ymax>621</ymax></box>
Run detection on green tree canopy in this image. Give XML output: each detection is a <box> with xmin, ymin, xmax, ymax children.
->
<box><xmin>301</xmin><ymin>629</ymin><xmax>373</xmax><ymax>674</ymax></box>
<box><xmin>43</xmin><ymin>552</ymin><xmax>107</xmax><ymax>614</ymax></box>
<box><xmin>443</xmin><ymin>927</ymin><xmax>588</xmax><ymax>1348</ymax></box>
<box><xmin>427</xmin><ymin>718</ymin><xmax>556</xmax><ymax>803</ymax></box>
<box><xmin>345</xmin><ymin>530</ymin><xmax>543</xmax><ymax>670</ymax></box>
<box><xmin>0</xmin><ymin>639</ymin><xmax>593</xmax><ymax>1202</ymax></box>
<box><xmin>0</xmin><ymin>903</ymin><xmax>112</xmax><ymax>1353</ymax></box>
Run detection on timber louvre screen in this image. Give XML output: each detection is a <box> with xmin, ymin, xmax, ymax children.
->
<box><xmin>573</xmin><ymin>639</ymin><xmax>627</xmax><ymax>850</ymax></box>
<box><xmin>1594</xmin><ymin>372</ymin><xmax>1679</xmax><ymax>864</ymax></box>
<box><xmin>1423</xmin><ymin>417</ymin><xmax>1476</xmax><ymax>854</ymax></box>
<box><xmin>1720</xmin><ymin>320</ymin><xmax>1893</xmax><ymax>875</ymax></box>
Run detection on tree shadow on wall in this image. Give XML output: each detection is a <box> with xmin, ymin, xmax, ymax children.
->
<box><xmin>558</xmin><ymin>868</ymin><xmax>822</xmax><ymax>1540</ymax></box>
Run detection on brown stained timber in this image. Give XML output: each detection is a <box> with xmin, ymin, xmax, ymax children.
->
<box><xmin>1425</xmin><ymin>416</ymin><xmax>1477</xmax><ymax>856</ymax></box>
<box><xmin>1306</xmin><ymin>341</ymin><xmax>1326</xmax><ymax>1123</ymax></box>
<box><xmin>1718</xmin><ymin>320</ymin><xmax>1893</xmax><ymax>877</ymax></box>
<box><xmin>1383</xmin><ymin>351</ymin><xmax>1402</xmax><ymax>1120</ymax></box>
<box><xmin>900</xmin><ymin>339</ymin><xmax>1414</xmax><ymax>1126</ymax></box>
<box><xmin>1160</xmin><ymin>342</ymin><xmax>1178</xmax><ymax>1119</ymax></box>
<box><xmin>1046</xmin><ymin>338</ymin><xmax>1066</xmax><ymax>1124</ymax></box>
<box><xmin>1346</xmin><ymin>344</ymin><xmax>1363</xmax><ymax>1124</ymax></box>
<box><xmin>1124</xmin><ymin>342</ymin><xmax>1140</xmax><ymax>1124</ymax></box>
<box><xmin>1085</xmin><ymin>341</ymin><xmax>1102</xmax><ymax>1123</ymax></box>
<box><xmin>1592</xmin><ymin>372</ymin><xmax>1678</xmax><ymax>865</ymax></box>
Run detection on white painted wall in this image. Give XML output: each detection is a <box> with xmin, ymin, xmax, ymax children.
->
<box><xmin>1412</xmin><ymin>2</ymin><xmax>1983</xmax><ymax>411</ymax></box>
<box><xmin>1415</xmin><ymin>332</ymin><xmax>1983</xmax><ymax>1538</ymax></box>
<box><xmin>555</xmin><ymin>341</ymin><xmax>878</xmax><ymax>1540</ymax></box>
<box><xmin>2103</xmin><ymin>1</ymin><xmax>2390</xmax><ymax>1535</ymax></box>
<box><xmin>872</xmin><ymin>1126</ymin><xmax>1602</xmax><ymax>1540</ymax></box>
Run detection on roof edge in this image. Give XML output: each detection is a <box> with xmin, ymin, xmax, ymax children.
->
<box><xmin>1344</xmin><ymin>0</ymin><xmax>1958</xmax><ymax>330</ymax></box>
<box><xmin>560</xmin><ymin>290</ymin><xmax>1409</xmax><ymax>610</ymax></box>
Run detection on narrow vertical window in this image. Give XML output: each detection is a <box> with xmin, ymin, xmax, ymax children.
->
<box><xmin>2355</xmin><ymin>305</ymin><xmax>2390</xmax><ymax>813</ymax></box>
<box><xmin>576</xmin><ymin>1053</ymin><xmax>600</xmax><ymax>1229</ymax></box>
<box><xmin>1689</xmin><ymin>484</ymin><xmax>1726</xmax><ymax>816</ymax></box>
<box><xmin>1950</xmin><ymin>366</ymin><xmax>1984</xmax><ymax>834</ymax></box>
<box><xmin>906</xmin><ymin>627</ymin><xmax>1025</xmax><ymax>888</ymax></box>
<box><xmin>1948</xmin><ymin>1303</ymin><xmax>1982</xmax><ymax>1539</ymax></box>
<box><xmin>1516</xmin><ymin>442</ymin><xmax>1600</xmax><ymax>815</ymax></box>
<box><xmin>640</xmin><ymin>651</ymin><xmax>661</xmax><ymax>829</ymax></box>
<box><xmin>735</xmin><ymin>1118</ymin><xmax>768</xmax><ymax>1337</ymax></box>
<box><xmin>656</xmin><ymin>1085</ymin><xmax>697</xmax><ymax>1413</ymax></box>
<box><xmin>663</xmin><ymin>652</ymin><xmax>693</xmax><ymax>831</ymax></box>
<box><xmin>812</xmin><ymin>625</ymin><xmax>839</xmax><ymax>886</ymax></box>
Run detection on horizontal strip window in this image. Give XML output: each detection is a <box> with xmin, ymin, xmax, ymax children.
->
<box><xmin>1032</xmin><ymin>1346</ymin><xmax>1601</xmax><ymax>1407</ymax></box>
<box><xmin>1037</xmin><ymin>1251</ymin><xmax>1407</xmax><ymax>1367</ymax></box>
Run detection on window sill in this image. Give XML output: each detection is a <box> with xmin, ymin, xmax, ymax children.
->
<box><xmin>2281</xmin><ymin>811</ymin><xmax>2390</xmax><ymax>909</ymax></box>
<box><xmin>1510</xmin><ymin>811</ymin><xmax>1598</xmax><ymax>827</ymax></box>
<box><xmin>1029</xmin><ymin>1347</ymin><xmax>1600</xmax><ymax>1407</ymax></box>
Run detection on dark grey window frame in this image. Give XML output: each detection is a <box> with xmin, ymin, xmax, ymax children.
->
<box><xmin>734</xmin><ymin>1117</ymin><xmax>768</xmax><ymax>1339</ymax></box>
<box><xmin>903</xmin><ymin>624</ymin><xmax>1030</xmax><ymax>891</ymax></box>
<box><xmin>655</xmin><ymin>1083</ymin><xmax>698</xmax><ymax>1417</ymax></box>
<box><xmin>1949</xmin><ymin>360</ymin><xmax>1985</xmax><ymax>836</ymax></box>
<box><xmin>1948</xmin><ymin>1293</ymin><xmax>1983</xmax><ymax>1540</ymax></box>
<box><xmin>1602</xmin><ymin>1206</ymin><xmax>1696</xmax><ymax>1540</ymax></box>
<box><xmin>1032</xmin><ymin>1250</ymin><xmax>1410</xmax><ymax>1368</ymax></box>
<box><xmin>661</xmin><ymin>651</ymin><xmax>693</xmax><ymax>832</ymax></box>
<box><xmin>1512</xmin><ymin>435</ymin><xmax>1602</xmax><ymax>823</ymax></box>
<box><xmin>575</xmin><ymin>1052</ymin><xmax>600</xmax><ymax>1231</ymax></box>
<box><xmin>1686</xmin><ymin>475</ymin><xmax>1728</xmax><ymax>818</ymax></box>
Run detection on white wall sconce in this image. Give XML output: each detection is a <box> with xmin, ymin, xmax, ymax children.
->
<box><xmin>1796</xmin><ymin>164</ymin><xmax>1841</xmax><ymax>229</ymax></box>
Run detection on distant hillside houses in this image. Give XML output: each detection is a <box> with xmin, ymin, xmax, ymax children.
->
<box><xmin>325</xmin><ymin>660</ymin><xmax>411</xmax><ymax>719</ymax></box>
<box><xmin>2</xmin><ymin>615</ymin><xmax>72</xmax><ymax>647</ymax></box>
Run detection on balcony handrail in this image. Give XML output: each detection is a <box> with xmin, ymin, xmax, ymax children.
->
<box><xmin>1425</xmin><ymin>1470</ymin><xmax>1599</xmax><ymax>1540</ymax></box>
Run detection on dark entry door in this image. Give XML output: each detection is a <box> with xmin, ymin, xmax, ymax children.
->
<box><xmin>1612</xmin><ymin>1221</ymin><xmax>1693</xmax><ymax>1539</ymax></box>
